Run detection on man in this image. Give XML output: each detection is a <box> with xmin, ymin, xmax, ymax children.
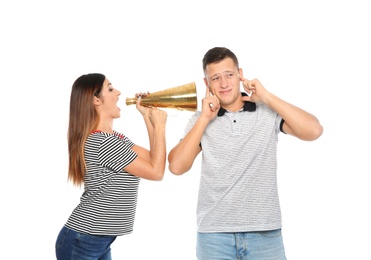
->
<box><xmin>168</xmin><ymin>47</ymin><xmax>323</xmax><ymax>259</ymax></box>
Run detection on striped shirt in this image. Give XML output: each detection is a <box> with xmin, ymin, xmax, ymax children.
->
<box><xmin>184</xmin><ymin>100</ymin><xmax>284</xmax><ymax>233</ymax></box>
<box><xmin>65</xmin><ymin>131</ymin><xmax>139</xmax><ymax>236</ymax></box>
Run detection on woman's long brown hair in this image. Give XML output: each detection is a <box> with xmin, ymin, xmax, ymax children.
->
<box><xmin>67</xmin><ymin>73</ymin><xmax>105</xmax><ymax>186</ymax></box>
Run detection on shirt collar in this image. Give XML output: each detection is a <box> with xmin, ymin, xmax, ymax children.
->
<box><xmin>217</xmin><ymin>92</ymin><xmax>256</xmax><ymax>117</ymax></box>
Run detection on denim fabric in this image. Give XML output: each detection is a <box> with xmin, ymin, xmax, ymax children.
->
<box><xmin>56</xmin><ymin>226</ymin><xmax>116</xmax><ymax>260</ymax></box>
<box><xmin>196</xmin><ymin>229</ymin><xmax>286</xmax><ymax>260</ymax></box>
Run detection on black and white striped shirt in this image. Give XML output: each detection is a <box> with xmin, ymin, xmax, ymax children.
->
<box><xmin>65</xmin><ymin>131</ymin><xmax>139</xmax><ymax>236</ymax></box>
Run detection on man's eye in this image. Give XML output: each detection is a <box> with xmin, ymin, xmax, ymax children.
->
<box><xmin>211</xmin><ymin>77</ymin><xmax>219</xmax><ymax>82</ymax></box>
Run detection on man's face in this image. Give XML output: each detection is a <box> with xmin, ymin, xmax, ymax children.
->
<box><xmin>204</xmin><ymin>57</ymin><xmax>243</xmax><ymax>109</ymax></box>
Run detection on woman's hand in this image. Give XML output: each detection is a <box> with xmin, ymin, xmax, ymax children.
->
<box><xmin>135</xmin><ymin>91</ymin><xmax>150</xmax><ymax>116</ymax></box>
<box><xmin>148</xmin><ymin>107</ymin><xmax>167</xmax><ymax>128</ymax></box>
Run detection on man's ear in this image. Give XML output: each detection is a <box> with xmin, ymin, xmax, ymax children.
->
<box><xmin>204</xmin><ymin>77</ymin><xmax>214</xmax><ymax>96</ymax></box>
<box><xmin>203</xmin><ymin>77</ymin><xmax>208</xmax><ymax>87</ymax></box>
<box><xmin>239</xmin><ymin>68</ymin><xmax>243</xmax><ymax>78</ymax></box>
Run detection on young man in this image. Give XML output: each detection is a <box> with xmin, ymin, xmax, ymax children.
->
<box><xmin>168</xmin><ymin>47</ymin><xmax>323</xmax><ymax>260</ymax></box>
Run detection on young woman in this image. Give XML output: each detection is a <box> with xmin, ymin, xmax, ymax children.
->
<box><xmin>56</xmin><ymin>73</ymin><xmax>167</xmax><ymax>260</ymax></box>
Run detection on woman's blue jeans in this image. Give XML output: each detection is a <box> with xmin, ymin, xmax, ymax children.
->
<box><xmin>55</xmin><ymin>226</ymin><xmax>116</xmax><ymax>260</ymax></box>
<box><xmin>196</xmin><ymin>229</ymin><xmax>287</xmax><ymax>260</ymax></box>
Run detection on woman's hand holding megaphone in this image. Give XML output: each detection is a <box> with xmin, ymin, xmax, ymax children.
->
<box><xmin>135</xmin><ymin>91</ymin><xmax>167</xmax><ymax>127</ymax></box>
<box><xmin>135</xmin><ymin>91</ymin><xmax>151</xmax><ymax>116</ymax></box>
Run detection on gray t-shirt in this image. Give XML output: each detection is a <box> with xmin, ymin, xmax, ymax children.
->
<box><xmin>184</xmin><ymin>101</ymin><xmax>283</xmax><ymax>232</ymax></box>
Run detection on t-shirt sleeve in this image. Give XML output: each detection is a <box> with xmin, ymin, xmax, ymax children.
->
<box><xmin>275</xmin><ymin>114</ymin><xmax>286</xmax><ymax>134</ymax></box>
<box><xmin>98</xmin><ymin>135</ymin><xmax>138</xmax><ymax>172</ymax></box>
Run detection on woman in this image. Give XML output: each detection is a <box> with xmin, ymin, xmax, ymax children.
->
<box><xmin>55</xmin><ymin>73</ymin><xmax>167</xmax><ymax>259</ymax></box>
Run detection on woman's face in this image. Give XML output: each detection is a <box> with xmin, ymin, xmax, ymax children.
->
<box><xmin>95</xmin><ymin>78</ymin><xmax>122</xmax><ymax>119</ymax></box>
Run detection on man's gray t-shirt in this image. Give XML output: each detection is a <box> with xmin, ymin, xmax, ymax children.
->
<box><xmin>184</xmin><ymin>101</ymin><xmax>283</xmax><ymax>233</ymax></box>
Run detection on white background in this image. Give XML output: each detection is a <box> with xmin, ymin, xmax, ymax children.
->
<box><xmin>1</xmin><ymin>1</ymin><xmax>370</xmax><ymax>259</ymax></box>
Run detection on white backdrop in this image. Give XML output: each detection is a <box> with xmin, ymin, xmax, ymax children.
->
<box><xmin>1</xmin><ymin>1</ymin><xmax>370</xmax><ymax>259</ymax></box>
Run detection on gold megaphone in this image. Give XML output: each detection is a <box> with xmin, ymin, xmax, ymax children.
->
<box><xmin>126</xmin><ymin>82</ymin><xmax>197</xmax><ymax>111</ymax></box>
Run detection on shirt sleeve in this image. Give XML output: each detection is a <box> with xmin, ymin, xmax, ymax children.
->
<box><xmin>98</xmin><ymin>135</ymin><xmax>138</xmax><ymax>172</ymax></box>
<box><xmin>279</xmin><ymin>118</ymin><xmax>286</xmax><ymax>134</ymax></box>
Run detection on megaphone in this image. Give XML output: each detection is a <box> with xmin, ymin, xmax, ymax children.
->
<box><xmin>126</xmin><ymin>82</ymin><xmax>197</xmax><ymax>111</ymax></box>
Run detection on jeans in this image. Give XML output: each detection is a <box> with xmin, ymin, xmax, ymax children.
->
<box><xmin>196</xmin><ymin>229</ymin><xmax>286</xmax><ymax>260</ymax></box>
<box><xmin>55</xmin><ymin>226</ymin><xmax>116</xmax><ymax>260</ymax></box>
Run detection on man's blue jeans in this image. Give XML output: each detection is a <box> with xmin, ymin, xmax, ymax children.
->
<box><xmin>196</xmin><ymin>229</ymin><xmax>287</xmax><ymax>260</ymax></box>
<box><xmin>55</xmin><ymin>226</ymin><xmax>116</xmax><ymax>260</ymax></box>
